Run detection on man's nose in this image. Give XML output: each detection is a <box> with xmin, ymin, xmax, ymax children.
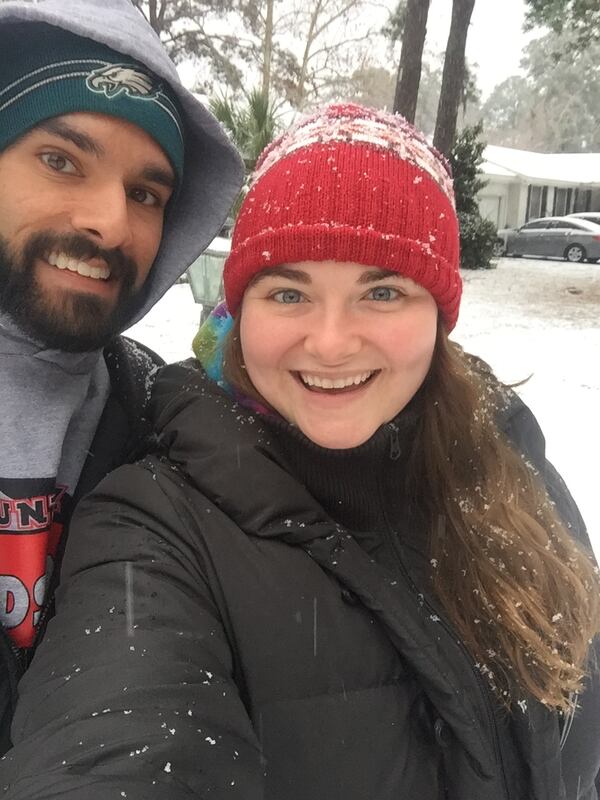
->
<box><xmin>303</xmin><ymin>307</ymin><xmax>362</xmax><ymax>364</ymax></box>
<box><xmin>69</xmin><ymin>183</ymin><xmax>133</xmax><ymax>251</ymax></box>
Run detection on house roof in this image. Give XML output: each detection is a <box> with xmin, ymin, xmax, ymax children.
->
<box><xmin>482</xmin><ymin>145</ymin><xmax>600</xmax><ymax>187</ymax></box>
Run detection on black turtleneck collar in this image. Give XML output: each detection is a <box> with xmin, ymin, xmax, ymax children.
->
<box><xmin>262</xmin><ymin>392</ymin><xmax>423</xmax><ymax>536</ymax></box>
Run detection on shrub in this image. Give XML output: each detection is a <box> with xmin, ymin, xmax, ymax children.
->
<box><xmin>457</xmin><ymin>210</ymin><xmax>497</xmax><ymax>270</ymax></box>
<box><xmin>451</xmin><ymin>123</ymin><xmax>497</xmax><ymax>269</ymax></box>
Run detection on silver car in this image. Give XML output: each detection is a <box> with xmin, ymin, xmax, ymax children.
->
<box><xmin>567</xmin><ymin>211</ymin><xmax>600</xmax><ymax>226</ymax></box>
<box><xmin>494</xmin><ymin>216</ymin><xmax>600</xmax><ymax>263</ymax></box>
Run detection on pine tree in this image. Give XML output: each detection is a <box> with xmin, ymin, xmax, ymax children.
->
<box><xmin>391</xmin><ymin>0</ymin><xmax>430</xmax><ymax>122</ymax></box>
<box><xmin>433</xmin><ymin>0</ymin><xmax>476</xmax><ymax>156</ymax></box>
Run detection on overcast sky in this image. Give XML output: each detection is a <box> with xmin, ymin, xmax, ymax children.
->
<box><xmin>179</xmin><ymin>0</ymin><xmax>543</xmax><ymax>101</ymax></box>
<box><xmin>425</xmin><ymin>0</ymin><xmax>539</xmax><ymax>98</ymax></box>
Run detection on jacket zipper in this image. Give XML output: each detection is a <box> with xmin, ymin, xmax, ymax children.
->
<box><xmin>1</xmin><ymin>627</ymin><xmax>24</xmax><ymax>670</ymax></box>
<box><xmin>26</xmin><ymin>566</ymin><xmax>63</xmax><ymax>668</ymax></box>
<box><xmin>26</xmin><ymin>601</ymin><xmax>53</xmax><ymax>669</ymax></box>
<box><xmin>0</xmin><ymin>624</ymin><xmax>25</xmax><ymax>717</ymax></box>
<box><xmin>388</xmin><ymin>422</ymin><xmax>402</xmax><ymax>460</ymax></box>
<box><xmin>0</xmin><ymin>600</ymin><xmax>51</xmax><ymax>678</ymax></box>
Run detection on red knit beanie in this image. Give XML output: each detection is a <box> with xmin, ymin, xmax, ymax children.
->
<box><xmin>224</xmin><ymin>103</ymin><xmax>462</xmax><ymax>330</ymax></box>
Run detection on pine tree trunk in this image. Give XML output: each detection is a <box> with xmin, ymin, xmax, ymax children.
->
<box><xmin>393</xmin><ymin>0</ymin><xmax>431</xmax><ymax>121</ymax></box>
<box><xmin>433</xmin><ymin>0</ymin><xmax>476</xmax><ymax>156</ymax></box>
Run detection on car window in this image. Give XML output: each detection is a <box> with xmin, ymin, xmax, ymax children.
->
<box><xmin>533</xmin><ymin>219</ymin><xmax>561</xmax><ymax>230</ymax></box>
<box><xmin>521</xmin><ymin>221</ymin><xmax>545</xmax><ymax>230</ymax></box>
<box><xmin>557</xmin><ymin>221</ymin><xmax>585</xmax><ymax>230</ymax></box>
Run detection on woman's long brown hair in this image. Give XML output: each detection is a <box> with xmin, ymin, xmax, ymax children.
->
<box><xmin>223</xmin><ymin>316</ymin><xmax>600</xmax><ymax>710</ymax></box>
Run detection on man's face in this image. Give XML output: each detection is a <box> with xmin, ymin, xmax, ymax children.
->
<box><xmin>0</xmin><ymin>112</ymin><xmax>175</xmax><ymax>351</ymax></box>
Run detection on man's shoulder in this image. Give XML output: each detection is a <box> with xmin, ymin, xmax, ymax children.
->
<box><xmin>101</xmin><ymin>336</ymin><xmax>164</xmax><ymax>448</ymax></box>
<box><xmin>104</xmin><ymin>334</ymin><xmax>164</xmax><ymax>375</ymax></box>
<box><xmin>73</xmin><ymin>338</ymin><xmax>164</xmax><ymax>502</ymax></box>
<box><xmin>103</xmin><ymin>335</ymin><xmax>164</xmax><ymax>404</ymax></box>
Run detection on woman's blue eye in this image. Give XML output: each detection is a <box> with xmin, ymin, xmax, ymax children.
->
<box><xmin>367</xmin><ymin>286</ymin><xmax>400</xmax><ymax>301</ymax></box>
<box><xmin>272</xmin><ymin>289</ymin><xmax>303</xmax><ymax>304</ymax></box>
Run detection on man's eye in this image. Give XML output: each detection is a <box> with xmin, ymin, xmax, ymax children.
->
<box><xmin>130</xmin><ymin>188</ymin><xmax>160</xmax><ymax>207</ymax></box>
<box><xmin>40</xmin><ymin>152</ymin><xmax>77</xmax><ymax>174</ymax></box>
<box><xmin>271</xmin><ymin>289</ymin><xmax>304</xmax><ymax>304</ymax></box>
<box><xmin>366</xmin><ymin>286</ymin><xmax>402</xmax><ymax>301</ymax></box>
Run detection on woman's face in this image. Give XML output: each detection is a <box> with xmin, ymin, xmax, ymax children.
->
<box><xmin>240</xmin><ymin>260</ymin><xmax>438</xmax><ymax>449</ymax></box>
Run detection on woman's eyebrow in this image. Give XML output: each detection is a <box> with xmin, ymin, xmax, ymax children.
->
<box><xmin>357</xmin><ymin>269</ymin><xmax>403</xmax><ymax>284</ymax></box>
<box><xmin>249</xmin><ymin>266</ymin><xmax>311</xmax><ymax>286</ymax></box>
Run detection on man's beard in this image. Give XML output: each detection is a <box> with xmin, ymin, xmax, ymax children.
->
<box><xmin>0</xmin><ymin>231</ymin><xmax>142</xmax><ymax>352</ymax></box>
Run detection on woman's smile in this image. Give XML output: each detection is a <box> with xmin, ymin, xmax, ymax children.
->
<box><xmin>295</xmin><ymin>369</ymin><xmax>379</xmax><ymax>393</ymax></box>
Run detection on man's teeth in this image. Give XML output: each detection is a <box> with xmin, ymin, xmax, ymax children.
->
<box><xmin>300</xmin><ymin>371</ymin><xmax>374</xmax><ymax>389</ymax></box>
<box><xmin>47</xmin><ymin>252</ymin><xmax>110</xmax><ymax>280</ymax></box>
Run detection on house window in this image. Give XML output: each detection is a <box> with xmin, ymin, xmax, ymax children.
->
<box><xmin>573</xmin><ymin>189</ymin><xmax>592</xmax><ymax>212</ymax></box>
<box><xmin>527</xmin><ymin>185</ymin><xmax>548</xmax><ymax>220</ymax></box>
<box><xmin>553</xmin><ymin>187</ymin><xmax>569</xmax><ymax>216</ymax></box>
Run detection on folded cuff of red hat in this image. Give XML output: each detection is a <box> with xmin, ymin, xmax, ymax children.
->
<box><xmin>224</xmin><ymin>223</ymin><xmax>462</xmax><ymax>331</ymax></box>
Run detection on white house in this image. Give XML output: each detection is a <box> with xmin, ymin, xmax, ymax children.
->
<box><xmin>478</xmin><ymin>145</ymin><xmax>600</xmax><ymax>230</ymax></box>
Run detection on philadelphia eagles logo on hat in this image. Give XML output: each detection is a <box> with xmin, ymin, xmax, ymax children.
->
<box><xmin>86</xmin><ymin>64</ymin><xmax>159</xmax><ymax>99</ymax></box>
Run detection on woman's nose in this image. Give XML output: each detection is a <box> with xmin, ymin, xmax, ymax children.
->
<box><xmin>303</xmin><ymin>307</ymin><xmax>362</xmax><ymax>364</ymax></box>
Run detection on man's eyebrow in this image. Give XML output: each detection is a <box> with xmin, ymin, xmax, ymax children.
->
<box><xmin>357</xmin><ymin>268</ymin><xmax>403</xmax><ymax>284</ymax></box>
<box><xmin>37</xmin><ymin>120</ymin><xmax>175</xmax><ymax>190</ymax></box>
<box><xmin>141</xmin><ymin>165</ymin><xmax>176</xmax><ymax>191</ymax></box>
<box><xmin>38</xmin><ymin>119</ymin><xmax>105</xmax><ymax>157</ymax></box>
<box><xmin>249</xmin><ymin>266</ymin><xmax>311</xmax><ymax>286</ymax></box>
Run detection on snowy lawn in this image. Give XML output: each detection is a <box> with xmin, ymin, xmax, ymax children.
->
<box><xmin>127</xmin><ymin>256</ymin><xmax>599</xmax><ymax>553</ymax></box>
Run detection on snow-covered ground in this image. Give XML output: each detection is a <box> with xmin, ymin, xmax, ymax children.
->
<box><xmin>127</xmin><ymin>256</ymin><xmax>599</xmax><ymax>553</ymax></box>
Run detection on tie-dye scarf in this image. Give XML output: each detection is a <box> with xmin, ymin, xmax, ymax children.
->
<box><xmin>192</xmin><ymin>301</ymin><xmax>273</xmax><ymax>417</ymax></box>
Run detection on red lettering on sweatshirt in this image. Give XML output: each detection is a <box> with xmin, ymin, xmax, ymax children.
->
<box><xmin>0</xmin><ymin>483</ymin><xmax>68</xmax><ymax>648</ymax></box>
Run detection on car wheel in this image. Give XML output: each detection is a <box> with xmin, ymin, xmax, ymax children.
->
<box><xmin>492</xmin><ymin>239</ymin><xmax>506</xmax><ymax>257</ymax></box>
<box><xmin>564</xmin><ymin>244</ymin><xmax>586</xmax><ymax>263</ymax></box>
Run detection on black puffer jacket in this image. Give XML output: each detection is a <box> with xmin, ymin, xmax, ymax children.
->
<box><xmin>0</xmin><ymin>336</ymin><xmax>163</xmax><ymax>757</ymax></box>
<box><xmin>1</xmin><ymin>361</ymin><xmax>598</xmax><ymax>800</ymax></box>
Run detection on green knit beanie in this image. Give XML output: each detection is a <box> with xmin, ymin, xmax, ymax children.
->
<box><xmin>0</xmin><ymin>22</ymin><xmax>184</xmax><ymax>181</ymax></box>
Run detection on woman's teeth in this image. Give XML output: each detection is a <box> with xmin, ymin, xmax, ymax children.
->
<box><xmin>47</xmin><ymin>251</ymin><xmax>110</xmax><ymax>281</ymax></box>
<box><xmin>300</xmin><ymin>371</ymin><xmax>374</xmax><ymax>390</ymax></box>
